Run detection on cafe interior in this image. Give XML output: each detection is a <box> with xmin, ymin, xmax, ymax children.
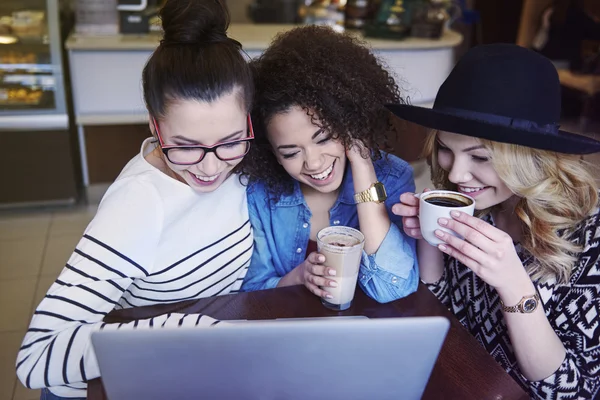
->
<box><xmin>1</xmin><ymin>0</ymin><xmax>599</xmax><ymax>399</ymax></box>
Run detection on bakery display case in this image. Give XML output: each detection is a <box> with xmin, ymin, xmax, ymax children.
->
<box><xmin>0</xmin><ymin>0</ymin><xmax>66</xmax><ymax>116</ymax></box>
<box><xmin>0</xmin><ymin>0</ymin><xmax>77</xmax><ymax>206</ymax></box>
<box><xmin>0</xmin><ymin>1</ymin><xmax>66</xmax><ymax>117</ymax></box>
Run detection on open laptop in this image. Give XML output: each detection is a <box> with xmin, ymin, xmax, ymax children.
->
<box><xmin>92</xmin><ymin>316</ymin><xmax>449</xmax><ymax>400</ymax></box>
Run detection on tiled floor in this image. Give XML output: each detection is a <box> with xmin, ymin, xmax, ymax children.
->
<box><xmin>0</xmin><ymin>205</ymin><xmax>97</xmax><ymax>400</ymax></box>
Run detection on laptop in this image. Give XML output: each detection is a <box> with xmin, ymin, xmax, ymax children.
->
<box><xmin>92</xmin><ymin>316</ymin><xmax>449</xmax><ymax>400</ymax></box>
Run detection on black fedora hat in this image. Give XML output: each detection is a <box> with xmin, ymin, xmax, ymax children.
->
<box><xmin>386</xmin><ymin>43</ymin><xmax>600</xmax><ymax>154</ymax></box>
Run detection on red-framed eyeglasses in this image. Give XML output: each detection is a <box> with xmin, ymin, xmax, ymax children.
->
<box><xmin>152</xmin><ymin>114</ymin><xmax>255</xmax><ymax>165</ymax></box>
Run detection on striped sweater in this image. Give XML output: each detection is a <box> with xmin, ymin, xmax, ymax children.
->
<box><xmin>16</xmin><ymin>138</ymin><xmax>252</xmax><ymax>398</ymax></box>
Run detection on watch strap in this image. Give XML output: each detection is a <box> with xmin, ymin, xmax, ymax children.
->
<box><xmin>354</xmin><ymin>182</ymin><xmax>387</xmax><ymax>204</ymax></box>
<box><xmin>354</xmin><ymin>190</ymin><xmax>372</xmax><ymax>203</ymax></box>
<box><xmin>500</xmin><ymin>293</ymin><xmax>540</xmax><ymax>313</ymax></box>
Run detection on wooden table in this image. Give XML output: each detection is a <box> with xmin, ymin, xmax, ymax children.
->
<box><xmin>88</xmin><ymin>284</ymin><xmax>529</xmax><ymax>400</ymax></box>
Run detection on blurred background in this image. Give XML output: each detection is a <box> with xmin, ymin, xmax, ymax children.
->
<box><xmin>0</xmin><ymin>2</ymin><xmax>598</xmax><ymax>399</ymax></box>
<box><xmin>0</xmin><ymin>0</ymin><xmax>598</xmax><ymax>208</ymax></box>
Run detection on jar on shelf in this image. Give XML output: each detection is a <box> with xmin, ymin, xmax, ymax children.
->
<box><xmin>345</xmin><ymin>0</ymin><xmax>370</xmax><ymax>30</ymax></box>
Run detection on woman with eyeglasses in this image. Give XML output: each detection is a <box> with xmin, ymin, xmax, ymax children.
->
<box><xmin>17</xmin><ymin>1</ymin><xmax>253</xmax><ymax>399</ymax></box>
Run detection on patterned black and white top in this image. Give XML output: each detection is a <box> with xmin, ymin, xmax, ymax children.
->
<box><xmin>16</xmin><ymin>138</ymin><xmax>253</xmax><ymax>398</ymax></box>
<box><xmin>427</xmin><ymin>209</ymin><xmax>600</xmax><ymax>400</ymax></box>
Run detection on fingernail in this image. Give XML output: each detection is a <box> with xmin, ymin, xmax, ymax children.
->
<box><xmin>329</xmin><ymin>269</ymin><xmax>337</xmax><ymax>276</ymax></box>
<box><xmin>438</xmin><ymin>244</ymin><xmax>447</xmax><ymax>251</ymax></box>
<box><xmin>450</xmin><ymin>211</ymin><xmax>460</xmax><ymax>218</ymax></box>
<box><xmin>318</xmin><ymin>256</ymin><xmax>325</xmax><ymax>262</ymax></box>
<box><xmin>326</xmin><ymin>294</ymin><xmax>333</xmax><ymax>299</ymax></box>
<box><xmin>438</xmin><ymin>218</ymin><xmax>448</xmax><ymax>226</ymax></box>
<box><xmin>329</xmin><ymin>281</ymin><xmax>338</xmax><ymax>288</ymax></box>
<box><xmin>435</xmin><ymin>229</ymin><xmax>444</xmax><ymax>238</ymax></box>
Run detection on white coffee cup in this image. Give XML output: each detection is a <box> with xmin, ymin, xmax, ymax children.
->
<box><xmin>417</xmin><ymin>190</ymin><xmax>476</xmax><ymax>246</ymax></box>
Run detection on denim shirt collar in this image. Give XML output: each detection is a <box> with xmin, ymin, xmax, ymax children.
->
<box><xmin>272</xmin><ymin>163</ymin><xmax>364</xmax><ymax>208</ymax></box>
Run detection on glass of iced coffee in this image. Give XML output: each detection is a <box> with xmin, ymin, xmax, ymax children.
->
<box><xmin>316</xmin><ymin>226</ymin><xmax>365</xmax><ymax>311</ymax></box>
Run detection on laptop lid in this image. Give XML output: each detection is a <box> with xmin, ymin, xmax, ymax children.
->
<box><xmin>92</xmin><ymin>316</ymin><xmax>449</xmax><ymax>400</ymax></box>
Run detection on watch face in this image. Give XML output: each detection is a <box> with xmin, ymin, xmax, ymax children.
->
<box><xmin>522</xmin><ymin>298</ymin><xmax>538</xmax><ymax>313</ymax></box>
<box><xmin>373</xmin><ymin>183</ymin><xmax>387</xmax><ymax>201</ymax></box>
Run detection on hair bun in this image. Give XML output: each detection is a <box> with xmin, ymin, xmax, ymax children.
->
<box><xmin>160</xmin><ymin>0</ymin><xmax>232</xmax><ymax>46</ymax></box>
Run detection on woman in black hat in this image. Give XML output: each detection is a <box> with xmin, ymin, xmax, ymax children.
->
<box><xmin>389</xmin><ymin>44</ymin><xmax>600</xmax><ymax>399</ymax></box>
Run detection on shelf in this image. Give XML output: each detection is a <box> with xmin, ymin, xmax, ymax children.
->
<box><xmin>0</xmin><ymin>63</ymin><xmax>53</xmax><ymax>72</ymax></box>
<box><xmin>0</xmin><ymin>113</ymin><xmax>68</xmax><ymax>130</ymax></box>
<box><xmin>0</xmin><ymin>49</ymin><xmax>52</xmax><ymax>65</ymax></box>
<box><xmin>0</xmin><ymin>0</ymin><xmax>49</xmax><ymax>9</ymax></box>
<box><xmin>0</xmin><ymin>90</ymin><xmax>55</xmax><ymax>110</ymax></box>
<box><xmin>1</xmin><ymin>35</ymin><xmax>49</xmax><ymax>44</ymax></box>
<box><xmin>0</xmin><ymin>40</ymin><xmax>50</xmax><ymax>49</ymax></box>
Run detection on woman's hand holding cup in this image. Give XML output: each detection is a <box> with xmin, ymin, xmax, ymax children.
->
<box><xmin>296</xmin><ymin>252</ymin><xmax>337</xmax><ymax>300</ymax></box>
<box><xmin>393</xmin><ymin>188</ymin><xmax>476</xmax><ymax>247</ymax></box>
<box><xmin>392</xmin><ymin>189</ymin><xmax>431</xmax><ymax>240</ymax></box>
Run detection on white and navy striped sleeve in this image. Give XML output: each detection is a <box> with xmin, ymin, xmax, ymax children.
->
<box><xmin>15</xmin><ymin>178</ymin><xmax>219</xmax><ymax>392</ymax></box>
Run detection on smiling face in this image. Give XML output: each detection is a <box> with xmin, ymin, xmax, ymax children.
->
<box><xmin>150</xmin><ymin>90</ymin><xmax>248</xmax><ymax>193</ymax></box>
<box><xmin>436</xmin><ymin>131</ymin><xmax>514</xmax><ymax>210</ymax></box>
<box><xmin>266</xmin><ymin>106</ymin><xmax>347</xmax><ymax>194</ymax></box>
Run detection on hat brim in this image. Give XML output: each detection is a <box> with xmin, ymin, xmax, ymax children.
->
<box><xmin>386</xmin><ymin>104</ymin><xmax>600</xmax><ymax>155</ymax></box>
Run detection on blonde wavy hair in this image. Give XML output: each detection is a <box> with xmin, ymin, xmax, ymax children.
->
<box><xmin>423</xmin><ymin>130</ymin><xmax>599</xmax><ymax>284</ymax></box>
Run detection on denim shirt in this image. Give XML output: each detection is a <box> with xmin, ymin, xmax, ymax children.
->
<box><xmin>242</xmin><ymin>152</ymin><xmax>419</xmax><ymax>303</ymax></box>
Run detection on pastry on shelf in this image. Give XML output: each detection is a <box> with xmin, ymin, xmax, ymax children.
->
<box><xmin>11</xmin><ymin>10</ymin><xmax>46</xmax><ymax>39</ymax></box>
<box><xmin>0</xmin><ymin>51</ymin><xmax>37</xmax><ymax>64</ymax></box>
<box><xmin>0</xmin><ymin>86</ymin><xmax>44</xmax><ymax>105</ymax></box>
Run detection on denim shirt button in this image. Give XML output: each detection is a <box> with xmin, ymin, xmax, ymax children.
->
<box><xmin>296</xmin><ymin>247</ymin><xmax>302</xmax><ymax>253</ymax></box>
<box><xmin>333</xmin><ymin>220</ymin><xmax>340</xmax><ymax>225</ymax></box>
<box><xmin>391</xmin><ymin>276</ymin><xmax>398</xmax><ymax>284</ymax></box>
<box><xmin>302</xmin><ymin>223</ymin><xmax>308</xmax><ymax>228</ymax></box>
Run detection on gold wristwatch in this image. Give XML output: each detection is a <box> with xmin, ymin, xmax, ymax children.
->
<box><xmin>500</xmin><ymin>293</ymin><xmax>540</xmax><ymax>314</ymax></box>
<box><xmin>354</xmin><ymin>182</ymin><xmax>387</xmax><ymax>204</ymax></box>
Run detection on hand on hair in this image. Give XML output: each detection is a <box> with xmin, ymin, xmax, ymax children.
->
<box><xmin>433</xmin><ymin>211</ymin><xmax>532</xmax><ymax>293</ymax></box>
<box><xmin>391</xmin><ymin>190</ymin><xmax>432</xmax><ymax>240</ymax></box>
<box><xmin>294</xmin><ymin>252</ymin><xmax>338</xmax><ymax>300</ymax></box>
<box><xmin>345</xmin><ymin>140</ymin><xmax>372</xmax><ymax>167</ymax></box>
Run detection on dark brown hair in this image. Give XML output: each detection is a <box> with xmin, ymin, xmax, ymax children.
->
<box><xmin>241</xmin><ymin>25</ymin><xmax>404</xmax><ymax>197</ymax></box>
<box><xmin>142</xmin><ymin>0</ymin><xmax>253</xmax><ymax>119</ymax></box>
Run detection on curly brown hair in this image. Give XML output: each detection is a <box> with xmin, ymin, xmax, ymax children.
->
<box><xmin>241</xmin><ymin>25</ymin><xmax>405</xmax><ymax>197</ymax></box>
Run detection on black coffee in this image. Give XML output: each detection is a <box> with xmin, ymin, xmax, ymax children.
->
<box><xmin>425</xmin><ymin>196</ymin><xmax>471</xmax><ymax>207</ymax></box>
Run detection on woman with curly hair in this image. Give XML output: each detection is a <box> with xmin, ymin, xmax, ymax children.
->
<box><xmin>391</xmin><ymin>44</ymin><xmax>600</xmax><ymax>399</ymax></box>
<box><xmin>240</xmin><ymin>25</ymin><xmax>418</xmax><ymax>304</ymax></box>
